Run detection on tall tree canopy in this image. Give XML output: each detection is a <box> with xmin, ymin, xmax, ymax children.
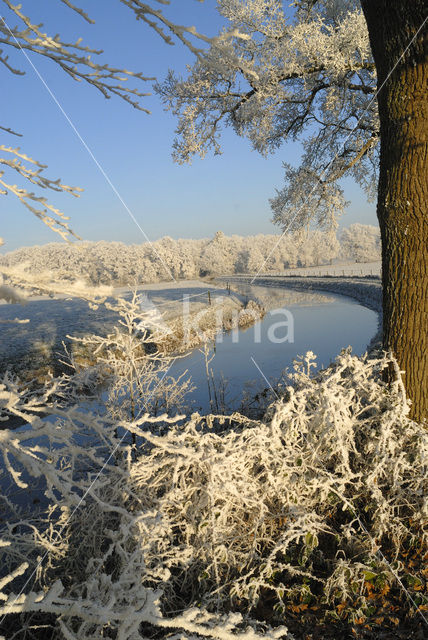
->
<box><xmin>157</xmin><ymin>0</ymin><xmax>379</xmax><ymax>231</ymax></box>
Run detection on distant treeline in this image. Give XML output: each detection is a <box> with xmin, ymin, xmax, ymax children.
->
<box><xmin>0</xmin><ymin>225</ymin><xmax>380</xmax><ymax>286</ymax></box>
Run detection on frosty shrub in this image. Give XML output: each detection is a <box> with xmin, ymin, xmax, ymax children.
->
<box><xmin>61</xmin><ymin>292</ymin><xmax>194</xmax><ymax>421</ymax></box>
<box><xmin>0</xmin><ymin>351</ymin><xmax>426</xmax><ymax>638</ymax></box>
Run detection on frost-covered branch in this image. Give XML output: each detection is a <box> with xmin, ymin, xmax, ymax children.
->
<box><xmin>120</xmin><ymin>0</ymin><xmax>214</xmax><ymax>60</ymax></box>
<box><xmin>0</xmin><ymin>1</ymin><xmax>153</xmax><ymax>109</ymax></box>
<box><xmin>0</xmin><ymin>0</ymin><xmax>210</xmax><ymax>243</ymax></box>
<box><xmin>0</xmin><ymin>145</ymin><xmax>82</xmax><ymax>241</ymax></box>
<box><xmin>155</xmin><ymin>0</ymin><xmax>379</xmax><ymax>231</ymax></box>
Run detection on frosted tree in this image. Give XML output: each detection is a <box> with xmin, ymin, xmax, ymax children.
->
<box><xmin>157</xmin><ymin>1</ymin><xmax>377</xmax><ymax>228</ymax></box>
<box><xmin>156</xmin><ymin>0</ymin><xmax>427</xmax><ymax>421</ymax></box>
<box><xmin>0</xmin><ymin>232</ymin><xmax>343</xmax><ymax>283</ymax></box>
<box><xmin>199</xmin><ymin>231</ymin><xmax>237</xmax><ymax>275</ymax></box>
<box><xmin>236</xmin><ymin>243</ymin><xmax>265</xmax><ymax>273</ymax></box>
<box><xmin>304</xmin><ymin>230</ymin><xmax>340</xmax><ymax>266</ymax></box>
<box><xmin>340</xmin><ymin>223</ymin><xmax>381</xmax><ymax>263</ymax></box>
<box><xmin>176</xmin><ymin>238</ymin><xmax>205</xmax><ymax>279</ymax></box>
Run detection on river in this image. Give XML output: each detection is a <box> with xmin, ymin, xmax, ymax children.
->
<box><xmin>0</xmin><ymin>282</ymin><xmax>378</xmax><ymax>511</ymax></box>
<box><xmin>168</xmin><ymin>283</ymin><xmax>379</xmax><ymax>414</ymax></box>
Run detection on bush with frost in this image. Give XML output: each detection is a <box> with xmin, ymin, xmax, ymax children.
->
<box><xmin>61</xmin><ymin>292</ymin><xmax>194</xmax><ymax>421</ymax></box>
<box><xmin>0</xmin><ymin>350</ymin><xmax>426</xmax><ymax>638</ymax></box>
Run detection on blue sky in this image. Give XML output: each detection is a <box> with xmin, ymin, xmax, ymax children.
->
<box><xmin>1</xmin><ymin>0</ymin><xmax>377</xmax><ymax>252</ymax></box>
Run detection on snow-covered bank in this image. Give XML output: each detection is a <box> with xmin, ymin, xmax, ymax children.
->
<box><xmin>0</xmin><ymin>281</ymin><xmax>263</xmax><ymax>377</ymax></box>
<box><xmin>236</xmin><ymin>276</ymin><xmax>382</xmax><ymax>313</ymax></box>
<box><xmin>224</xmin><ymin>275</ymin><xmax>381</xmax><ymax>312</ymax></box>
<box><xmin>159</xmin><ymin>299</ymin><xmax>265</xmax><ymax>354</ymax></box>
<box><xmin>251</xmin><ymin>260</ymin><xmax>381</xmax><ymax>278</ymax></box>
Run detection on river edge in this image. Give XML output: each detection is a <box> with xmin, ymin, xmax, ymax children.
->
<box><xmin>0</xmin><ymin>281</ymin><xmax>263</xmax><ymax>378</ymax></box>
<box><xmin>0</xmin><ymin>282</ymin><xmax>264</xmax><ymax>429</ymax></box>
<box><xmin>218</xmin><ymin>275</ymin><xmax>382</xmax><ymax>352</ymax></box>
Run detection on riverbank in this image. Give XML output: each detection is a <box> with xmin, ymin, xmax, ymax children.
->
<box><xmin>0</xmin><ymin>280</ymin><xmax>264</xmax><ymax>380</ymax></box>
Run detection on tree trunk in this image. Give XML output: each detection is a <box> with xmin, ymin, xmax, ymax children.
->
<box><xmin>361</xmin><ymin>0</ymin><xmax>428</xmax><ymax>422</ymax></box>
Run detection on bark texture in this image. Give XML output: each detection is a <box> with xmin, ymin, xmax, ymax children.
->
<box><xmin>361</xmin><ymin>0</ymin><xmax>428</xmax><ymax>422</ymax></box>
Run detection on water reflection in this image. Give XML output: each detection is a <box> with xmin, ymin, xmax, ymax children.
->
<box><xmin>169</xmin><ymin>286</ymin><xmax>378</xmax><ymax>414</ymax></box>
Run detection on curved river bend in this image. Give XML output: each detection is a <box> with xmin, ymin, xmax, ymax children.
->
<box><xmin>169</xmin><ymin>283</ymin><xmax>379</xmax><ymax>414</ymax></box>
